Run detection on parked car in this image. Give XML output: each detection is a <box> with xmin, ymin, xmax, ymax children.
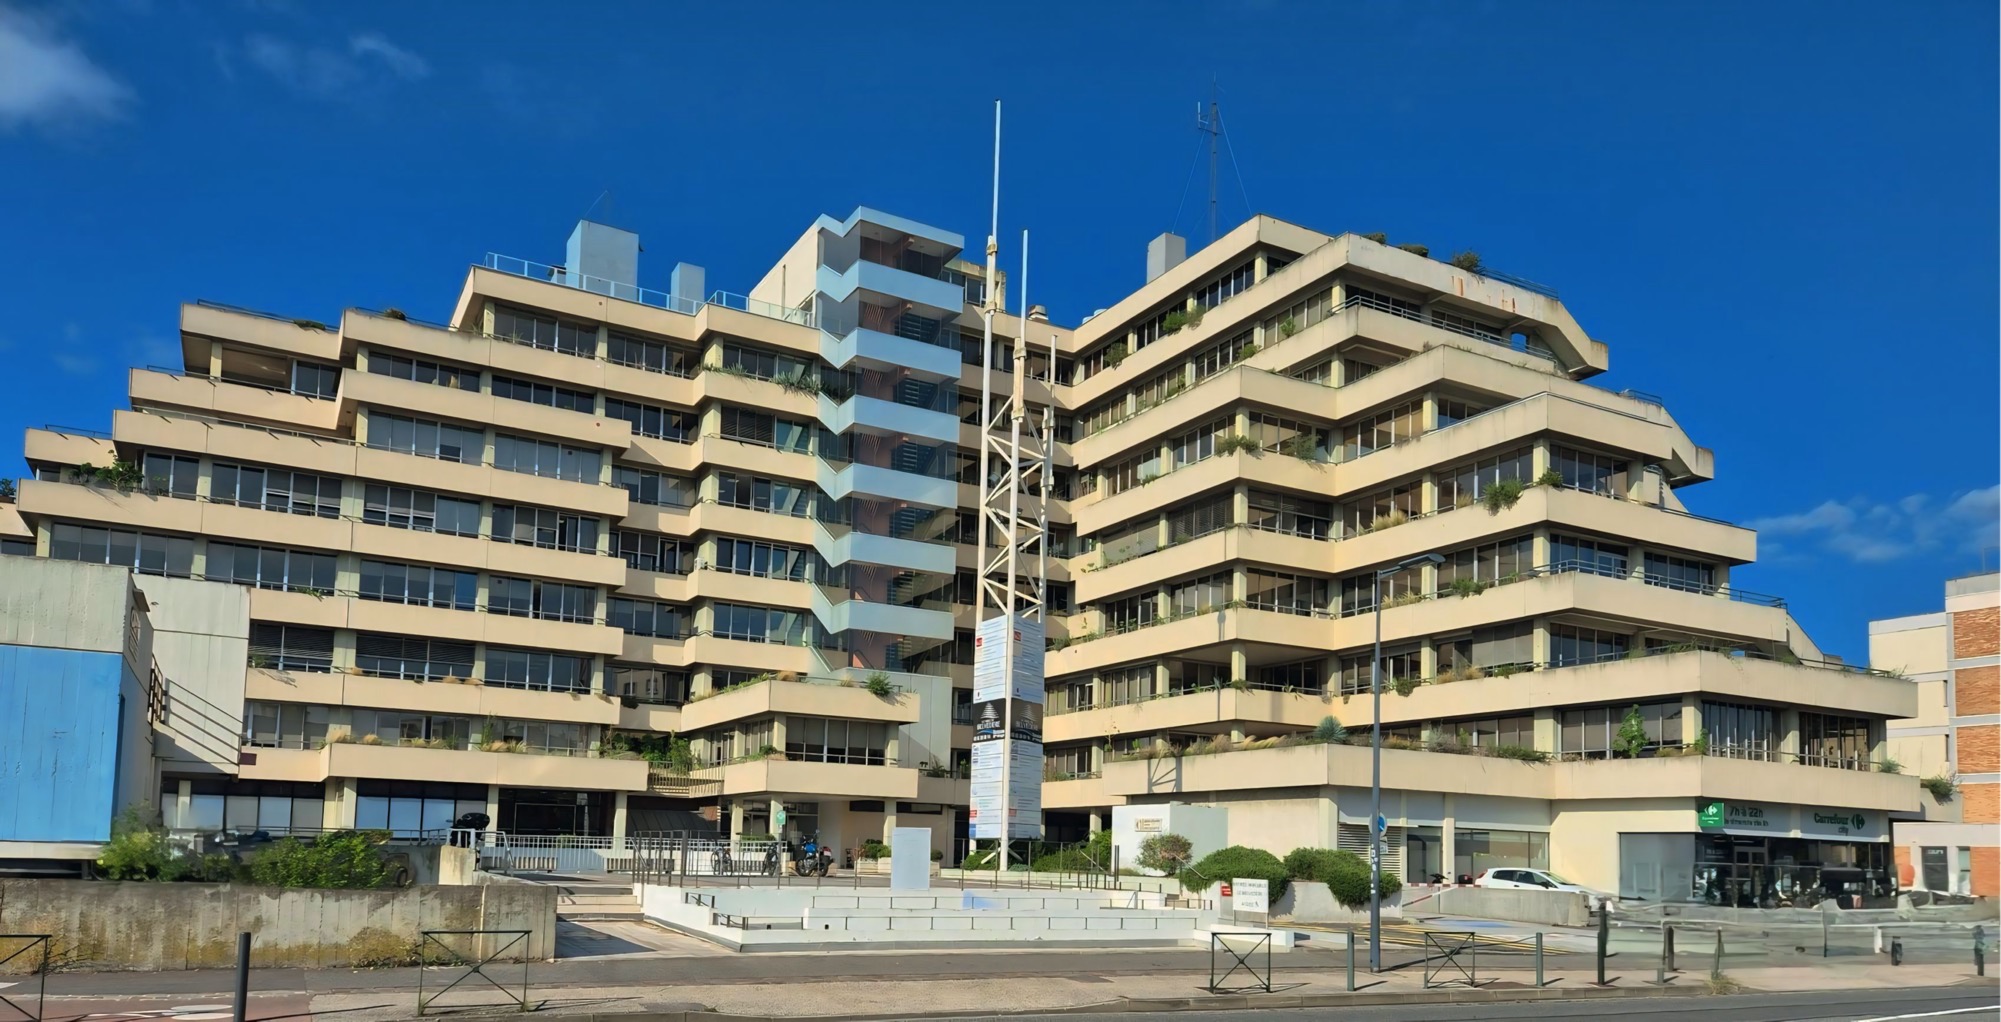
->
<box><xmin>1473</xmin><ymin>867</ymin><xmax>1614</xmax><ymax>910</ymax></box>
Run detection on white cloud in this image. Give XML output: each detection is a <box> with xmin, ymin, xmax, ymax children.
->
<box><xmin>0</xmin><ymin>4</ymin><xmax>130</xmax><ymax>131</ymax></box>
<box><xmin>1748</xmin><ymin>486</ymin><xmax>2000</xmax><ymax>565</ymax></box>
<box><xmin>241</xmin><ymin>31</ymin><xmax>428</xmax><ymax>97</ymax></box>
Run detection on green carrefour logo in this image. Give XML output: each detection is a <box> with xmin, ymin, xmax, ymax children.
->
<box><xmin>1698</xmin><ymin>802</ymin><xmax>1725</xmax><ymax>827</ymax></box>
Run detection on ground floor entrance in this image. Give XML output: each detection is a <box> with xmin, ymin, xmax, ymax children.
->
<box><xmin>1621</xmin><ymin>832</ymin><xmax>1893</xmax><ymax>906</ymax></box>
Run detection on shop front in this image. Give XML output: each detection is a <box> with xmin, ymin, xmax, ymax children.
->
<box><xmin>1618</xmin><ymin>800</ymin><xmax>1894</xmax><ymax>906</ymax></box>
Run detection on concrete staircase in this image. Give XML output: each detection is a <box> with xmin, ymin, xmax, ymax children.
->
<box><xmin>554</xmin><ymin>880</ymin><xmax>643</xmax><ymax>921</ymax></box>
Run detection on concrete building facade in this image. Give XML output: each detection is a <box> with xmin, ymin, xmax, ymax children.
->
<box><xmin>1877</xmin><ymin>570</ymin><xmax>2000</xmax><ymax>896</ymax></box>
<box><xmin>2</xmin><ymin>211</ymin><xmax>1919</xmax><ymax>898</ymax></box>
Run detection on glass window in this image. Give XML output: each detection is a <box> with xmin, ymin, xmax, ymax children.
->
<box><xmin>1246</xmin><ymin>569</ymin><xmax>1330</xmax><ymax>616</ymax></box>
<box><xmin>248</xmin><ymin>623</ymin><xmax>334</xmax><ymax>672</ymax></box>
<box><xmin>290</xmin><ymin>361</ymin><xmax>341</xmax><ymax>398</ymax></box>
<box><xmin>1341</xmin><ymin>483</ymin><xmax>1420</xmax><ymax>536</ymax></box>
<box><xmin>1552</xmin><ymin>534</ymin><xmax>1628</xmax><ymax>578</ymax></box>
<box><xmin>604</xmin><ymin>397</ymin><xmax>693</xmax><ymax>442</ymax></box>
<box><xmin>1338</xmin><ymin>401</ymin><xmax>1421</xmax><ymax>460</ymax></box>
<box><xmin>1800</xmin><ymin>712</ymin><xmax>1872</xmax><ymax>770</ymax></box>
<box><xmin>493</xmin><ymin>504</ymin><xmax>599</xmax><ymax>552</ymax></box>
<box><xmin>608</xmin><ymin>663</ymin><xmax>689</xmax><ymax>705</ymax></box>
<box><xmin>366</xmin><ymin>413</ymin><xmax>483</xmax><ymax>464</ymax></box>
<box><xmin>492</xmin><ymin>433</ymin><xmax>601</xmax><ymax>482</ymax></box>
<box><xmin>1437</xmin><ymin>622</ymin><xmax>1534</xmax><ymax>675</ymax></box>
<box><xmin>711</xmin><ymin>603</ymin><xmax>809</xmax><ymax>645</ymax></box>
<box><xmin>1558</xmin><ymin>701</ymin><xmax>1684</xmax><ymax>759</ymax></box>
<box><xmin>368</xmin><ymin>352</ymin><xmax>478</xmax><ymax>391</ymax></box>
<box><xmin>1247</xmin><ymin>489</ymin><xmax>1331</xmax><ymax>539</ymax></box>
<box><xmin>609</xmin><ymin>598</ymin><xmax>685</xmax><ymax>639</ymax></box>
<box><xmin>492</xmin><ymin>374</ymin><xmax>594</xmax><ymax>412</ymax></box>
<box><xmin>485</xmin><ymin>647</ymin><xmax>590</xmax><ymax>693</ymax></box>
<box><xmin>1435</xmin><ymin>536</ymin><xmax>1534</xmax><ymax>592</ymax></box>
<box><xmin>1170</xmin><ymin>571</ymin><xmax>1230</xmax><ymax>617</ymax></box>
<box><xmin>607</xmin><ymin>332</ymin><xmax>695</xmax><ymax>377</ymax></box>
<box><xmin>142</xmin><ymin>454</ymin><xmax>199</xmax><ymax>498</ymax></box>
<box><xmin>353</xmin><ymin>633</ymin><xmax>474</xmax><ymax>681</ymax></box>
<box><xmin>1336</xmin><ymin>647</ymin><xmax>1420</xmax><ymax>695</ymax></box>
<box><xmin>613</xmin><ymin>530</ymin><xmax>693</xmax><ymax>574</ymax></box>
<box><xmin>1644</xmin><ymin>554</ymin><xmax>1717</xmax><ymax>595</ymax></box>
<box><xmin>1435</xmin><ymin>447</ymin><xmax>1533</xmax><ymax>512</ymax></box>
<box><xmin>1549</xmin><ymin>623</ymin><xmax>1631</xmax><ymax>666</ymax></box>
<box><xmin>1253</xmin><ymin>658</ymin><xmax>1321</xmax><ymax>693</ymax></box>
<box><xmin>488</xmin><ymin>577</ymin><xmax>596</xmax><ymax>622</ymax></box>
<box><xmin>48</xmin><ymin>523</ymin><xmax>193</xmax><ymax>577</ymax></box>
<box><xmin>1554</xmin><ymin>445</ymin><xmax>1621</xmax><ymax>496</ymax></box>
<box><xmin>356</xmin><ymin>560</ymin><xmax>477</xmax><ymax>610</ymax></box>
<box><xmin>1192</xmin><ymin>260</ymin><xmax>1256</xmax><ymax>308</ymax></box>
<box><xmin>1701</xmin><ymin>700</ymin><xmax>1777</xmax><ymax>762</ymax></box>
<box><xmin>492</xmin><ymin>305</ymin><xmax>595</xmax><ymax>357</ymax></box>
<box><xmin>613</xmin><ymin>466</ymin><xmax>695</xmax><ymax>508</ymax></box>
<box><xmin>205</xmin><ymin>542</ymin><xmax>336</xmax><ymax>593</ymax></box>
<box><xmin>713</xmin><ymin>537</ymin><xmax>809</xmax><ymax>580</ymax></box>
<box><xmin>361</xmin><ymin>484</ymin><xmax>479</xmax><ymax>536</ymax></box>
<box><xmin>1101</xmin><ymin>594</ymin><xmax>1156</xmax><ymax>635</ymax></box>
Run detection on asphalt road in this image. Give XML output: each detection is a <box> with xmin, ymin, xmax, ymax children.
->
<box><xmin>958</xmin><ymin>987</ymin><xmax>2000</xmax><ymax>1021</ymax></box>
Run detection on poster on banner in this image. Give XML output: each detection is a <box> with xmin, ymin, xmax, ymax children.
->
<box><xmin>970</xmin><ymin>613</ymin><xmax>1045</xmax><ymax>840</ymax></box>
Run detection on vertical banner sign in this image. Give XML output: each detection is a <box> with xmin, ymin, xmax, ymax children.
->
<box><xmin>970</xmin><ymin>613</ymin><xmax>1045</xmax><ymax>840</ymax></box>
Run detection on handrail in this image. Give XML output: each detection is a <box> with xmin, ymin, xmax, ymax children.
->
<box><xmin>479</xmin><ymin>253</ymin><xmax>814</xmax><ymax>329</ymax></box>
<box><xmin>194</xmin><ymin>298</ymin><xmax>338</xmax><ymax>330</ymax></box>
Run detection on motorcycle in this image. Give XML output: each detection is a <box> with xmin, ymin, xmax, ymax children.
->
<box><xmin>789</xmin><ymin>837</ymin><xmax>833</xmax><ymax>877</ymax></box>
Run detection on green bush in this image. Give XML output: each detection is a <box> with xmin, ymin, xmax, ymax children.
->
<box><xmin>1138</xmin><ymin>833</ymin><xmax>1194</xmax><ymax>874</ymax></box>
<box><xmin>96</xmin><ymin>806</ymin><xmax>182</xmax><ymax>880</ymax></box>
<box><xmin>1179</xmin><ymin>845</ymin><xmax>1289</xmax><ymax>900</ymax></box>
<box><xmin>1281</xmin><ymin>846</ymin><xmax>1401</xmax><ymax>907</ymax></box>
<box><xmin>858</xmin><ymin>838</ymin><xmax>890</xmax><ymax>860</ymax></box>
<box><xmin>1031</xmin><ymin>847</ymin><xmax>1104</xmax><ymax>872</ymax></box>
<box><xmin>248</xmin><ymin>830</ymin><xmax>395</xmax><ymax>889</ymax></box>
<box><xmin>1311</xmin><ymin>716</ymin><xmax>1347</xmax><ymax>744</ymax></box>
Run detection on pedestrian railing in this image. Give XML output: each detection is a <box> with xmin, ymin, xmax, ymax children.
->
<box><xmin>415</xmin><ymin>930</ymin><xmax>530</xmax><ymax>1016</ymax></box>
<box><xmin>0</xmin><ymin>935</ymin><xmax>50</xmax><ymax>1022</ymax></box>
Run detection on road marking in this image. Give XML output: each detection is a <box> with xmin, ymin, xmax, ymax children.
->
<box><xmin>1854</xmin><ymin>1008</ymin><xmax>2000</xmax><ymax>1021</ymax></box>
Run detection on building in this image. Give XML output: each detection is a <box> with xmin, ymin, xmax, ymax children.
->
<box><xmin>1877</xmin><ymin>570</ymin><xmax>1999</xmax><ymax>897</ymax></box>
<box><xmin>1036</xmin><ymin>221</ymin><xmax>1916</xmax><ymax>906</ymax></box>
<box><xmin>0</xmin><ymin>558</ymin><xmax>247</xmax><ymax>873</ymax></box>
<box><xmin>4</xmin><ymin>210</ymin><xmax>1920</xmax><ymax>900</ymax></box>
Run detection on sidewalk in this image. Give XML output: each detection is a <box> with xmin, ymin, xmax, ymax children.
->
<box><xmin>19</xmin><ymin>956</ymin><xmax>1996</xmax><ymax>1021</ymax></box>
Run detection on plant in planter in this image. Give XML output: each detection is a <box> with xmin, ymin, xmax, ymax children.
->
<box><xmin>1446</xmin><ymin>576</ymin><xmax>1489</xmax><ymax>599</ymax></box>
<box><xmin>1533</xmin><ymin>468</ymin><xmax>1564</xmax><ymax>488</ymax></box>
<box><xmin>1311</xmin><ymin>715</ymin><xmax>1347</xmax><ymax>743</ymax></box>
<box><xmin>1360</xmin><ymin>232</ymin><xmax>1388</xmax><ymax>244</ymax></box>
<box><xmin>292</xmin><ymin>318</ymin><xmax>329</xmax><ymax>331</ymax></box>
<box><xmin>1395</xmin><ymin>243</ymin><xmax>1430</xmax><ymax>257</ymax></box>
<box><xmin>1390</xmin><ymin>675</ymin><xmax>1420</xmax><ymax>697</ymax></box>
<box><xmin>1614</xmin><ymin>705</ymin><xmax>1649</xmax><ymax>759</ymax></box>
<box><xmin>1920</xmin><ymin>773</ymin><xmax>1958</xmax><ymax>802</ymax></box>
<box><xmin>1385</xmin><ymin>591</ymin><xmax>1425</xmax><ymax>609</ymax></box>
<box><xmin>1279</xmin><ymin>317</ymin><xmax>1299</xmax><ymax>337</ymax></box>
<box><xmin>1450</xmin><ymin>250</ymin><xmax>1484</xmax><ymax>273</ymax></box>
<box><xmin>864</xmin><ymin>671</ymin><xmax>895</xmax><ymax>697</ymax></box>
<box><xmin>1103</xmin><ymin>341</ymin><xmax>1128</xmax><ymax>368</ymax></box>
<box><xmin>1481</xmin><ymin>478</ymin><xmax>1527</xmax><ymax>513</ymax></box>
<box><xmin>1876</xmin><ymin>755</ymin><xmax>1903</xmax><ymax>775</ymax></box>
<box><xmin>383</xmin><ymin>308</ymin><xmax>408</xmax><ymax>321</ymax></box>
<box><xmin>1216</xmin><ymin>433</ymin><xmax>1261</xmax><ymax>456</ymax></box>
<box><xmin>1280</xmin><ymin>434</ymin><xmax>1319</xmax><ymax>461</ymax></box>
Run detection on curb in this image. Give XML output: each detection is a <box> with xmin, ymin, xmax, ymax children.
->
<box><xmin>546</xmin><ymin>981</ymin><xmax>1717</xmax><ymax>1022</ymax></box>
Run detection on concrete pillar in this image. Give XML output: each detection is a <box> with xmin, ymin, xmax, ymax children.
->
<box><xmin>1421</xmin><ymin>393</ymin><xmax>1438</xmax><ymax>432</ymax></box>
<box><xmin>1231</xmin><ymin>566</ymin><xmax>1248</xmax><ymax>604</ymax></box>
<box><xmin>1229</xmin><ymin>727</ymin><xmax>1246</xmax><ymax>743</ymax></box>
<box><xmin>1230</xmin><ymin>643</ymin><xmax>1249</xmax><ymax>685</ymax></box>
<box><xmin>1681</xmin><ymin>695</ymin><xmax>1704</xmax><ymax>747</ymax></box>
<box><xmin>1533</xmin><ymin>708</ymin><xmax>1558</xmax><ymax>754</ymax></box>
<box><xmin>1441</xmin><ymin>794</ymin><xmax>1458</xmax><ymax>880</ymax></box>
<box><xmin>1531</xmin><ymin>617</ymin><xmax>1551</xmax><ymax>667</ymax></box>
<box><xmin>176</xmin><ymin>778</ymin><xmax>192</xmax><ymax>829</ymax></box>
<box><xmin>1154</xmin><ymin>662</ymin><xmax>1171</xmax><ymax>698</ymax></box>
<box><xmin>1088</xmin><ymin>812</ymin><xmax>1102</xmax><ymax>835</ymax></box>
<box><xmin>329</xmin><ymin>777</ymin><xmax>359</xmax><ymax>828</ymax></box>
<box><xmin>1232</xmin><ymin>483</ymin><xmax>1250</xmax><ymax>526</ymax></box>
<box><xmin>485</xmin><ymin>785</ymin><xmax>501</xmax><ymax>828</ymax></box>
<box><xmin>612</xmin><ymin>791</ymin><xmax>629</xmax><ymax>847</ymax></box>
<box><xmin>1532</xmin><ymin>528</ymin><xmax>1551</xmax><ymax>569</ymax></box>
<box><xmin>1420</xmin><ymin>473</ymin><xmax>1436</xmax><ymax>515</ymax></box>
<box><xmin>207</xmin><ymin>339</ymin><xmax>223</xmax><ymax>377</ymax></box>
<box><xmin>729</xmin><ymin>799</ymin><xmax>746</xmax><ymax>839</ymax></box>
<box><xmin>882</xmin><ymin>806</ymin><xmax>899</xmax><ymax>844</ymax></box>
<box><xmin>1531</xmin><ymin>439</ymin><xmax>1551</xmax><ymax>477</ymax></box>
<box><xmin>1780</xmin><ymin>709</ymin><xmax>1802</xmax><ymax>763</ymax></box>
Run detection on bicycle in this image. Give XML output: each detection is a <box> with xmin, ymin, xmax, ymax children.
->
<box><xmin>712</xmin><ymin>848</ymin><xmax>735</xmax><ymax>875</ymax></box>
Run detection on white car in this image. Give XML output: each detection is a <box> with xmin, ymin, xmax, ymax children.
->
<box><xmin>1473</xmin><ymin>867</ymin><xmax>1614</xmax><ymax>910</ymax></box>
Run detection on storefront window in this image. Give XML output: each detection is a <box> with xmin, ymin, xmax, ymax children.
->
<box><xmin>1692</xmin><ymin>835</ymin><xmax>1891</xmax><ymax>907</ymax></box>
<box><xmin>1453</xmin><ymin>828</ymin><xmax>1549</xmax><ymax>878</ymax></box>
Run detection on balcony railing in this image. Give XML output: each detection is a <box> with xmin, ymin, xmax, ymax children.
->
<box><xmin>481</xmin><ymin>253</ymin><xmax>813</xmax><ymax>328</ymax></box>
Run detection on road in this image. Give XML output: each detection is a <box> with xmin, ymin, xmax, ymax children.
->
<box><xmin>960</xmin><ymin>987</ymin><xmax>1999</xmax><ymax>1021</ymax></box>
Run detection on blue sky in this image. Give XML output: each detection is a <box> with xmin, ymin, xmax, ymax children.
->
<box><xmin>1</xmin><ymin>0</ymin><xmax>1995</xmax><ymax>660</ymax></box>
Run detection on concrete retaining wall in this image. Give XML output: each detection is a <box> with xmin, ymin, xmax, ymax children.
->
<box><xmin>0</xmin><ymin>880</ymin><xmax>557</xmax><ymax>971</ymax></box>
<box><xmin>1270</xmin><ymin>881</ymin><xmax>1404</xmax><ymax>923</ymax></box>
<box><xmin>1402</xmin><ymin>886</ymin><xmax>1591</xmax><ymax>927</ymax></box>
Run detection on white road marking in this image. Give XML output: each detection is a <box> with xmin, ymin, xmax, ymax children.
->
<box><xmin>1854</xmin><ymin>1007</ymin><xmax>2000</xmax><ymax>1021</ymax></box>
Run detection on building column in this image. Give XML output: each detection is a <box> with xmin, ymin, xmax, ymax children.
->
<box><xmin>611</xmin><ymin>791</ymin><xmax>630</xmax><ymax>848</ymax></box>
<box><xmin>729</xmin><ymin>799</ymin><xmax>746</xmax><ymax>839</ymax></box>
<box><xmin>485</xmin><ymin>785</ymin><xmax>501</xmax><ymax>829</ymax></box>
<box><xmin>1779</xmin><ymin>709</ymin><xmax>1802</xmax><ymax>763</ymax></box>
<box><xmin>1230</xmin><ymin>643</ymin><xmax>1249</xmax><ymax>686</ymax></box>
<box><xmin>1533</xmin><ymin>708</ymin><xmax>1558</xmax><ymax>755</ymax></box>
<box><xmin>175</xmin><ymin>778</ymin><xmax>193</xmax><ymax>829</ymax></box>
<box><xmin>1531</xmin><ymin>617</ymin><xmax>1551</xmax><ymax>668</ymax></box>
<box><xmin>1681</xmin><ymin>695</ymin><xmax>1704</xmax><ymax>747</ymax></box>
<box><xmin>1154</xmin><ymin>662</ymin><xmax>1171</xmax><ymax>698</ymax></box>
<box><xmin>1441</xmin><ymin>794</ymin><xmax>1458</xmax><ymax>881</ymax></box>
<box><xmin>327</xmin><ymin>777</ymin><xmax>359</xmax><ymax>828</ymax></box>
<box><xmin>1088</xmin><ymin>812</ymin><xmax>1102</xmax><ymax>835</ymax></box>
<box><xmin>882</xmin><ymin>805</ymin><xmax>899</xmax><ymax>844</ymax></box>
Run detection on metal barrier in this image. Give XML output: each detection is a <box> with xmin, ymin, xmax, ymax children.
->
<box><xmin>1422</xmin><ymin>931</ymin><xmax>1479</xmax><ymax>988</ymax></box>
<box><xmin>1207</xmin><ymin>932</ymin><xmax>1272</xmax><ymax>993</ymax></box>
<box><xmin>416</xmin><ymin>930</ymin><xmax>530</xmax><ymax>1016</ymax></box>
<box><xmin>0</xmin><ymin>935</ymin><xmax>50</xmax><ymax>1022</ymax></box>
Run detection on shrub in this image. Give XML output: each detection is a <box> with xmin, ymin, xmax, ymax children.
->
<box><xmin>1395</xmin><ymin>243</ymin><xmax>1430</xmax><ymax>257</ymax></box>
<box><xmin>1281</xmin><ymin>434</ymin><xmax>1318</xmax><ymax>461</ymax></box>
<box><xmin>1104</xmin><ymin>341</ymin><xmax>1128</xmax><ymax>368</ymax></box>
<box><xmin>1137</xmin><ymin>833</ymin><xmax>1194</xmax><ymax>874</ymax></box>
<box><xmin>1360</xmin><ymin>232</ymin><xmax>1388</xmax><ymax>244</ymax></box>
<box><xmin>249</xmin><ymin>831</ymin><xmax>394</xmax><ymax>889</ymax></box>
<box><xmin>1921</xmin><ymin>774</ymin><xmax>1957</xmax><ymax>802</ymax></box>
<box><xmin>1216</xmin><ymin>433</ymin><xmax>1261</xmax><ymax>456</ymax></box>
<box><xmin>1311</xmin><ymin>716</ymin><xmax>1347</xmax><ymax>743</ymax></box>
<box><xmin>383</xmin><ymin>308</ymin><xmax>408</xmax><ymax>321</ymax></box>
<box><xmin>864</xmin><ymin>671</ymin><xmax>895</xmax><ymax>697</ymax></box>
<box><xmin>97</xmin><ymin>806</ymin><xmax>182</xmax><ymax>880</ymax></box>
<box><xmin>858</xmin><ymin>839</ymin><xmax>890</xmax><ymax>860</ymax></box>
<box><xmin>1031</xmin><ymin>847</ymin><xmax>1103</xmax><ymax>872</ymax></box>
<box><xmin>1489</xmin><ymin>744</ymin><xmax>1549</xmax><ymax>764</ymax></box>
<box><xmin>1876</xmin><ymin>756</ymin><xmax>1903</xmax><ymax>775</ymax></box>
<box><xmin>1534</xmin><ymin>468</ymin><xmax>1564</xmax><ymax>487</ymax></box>
<box><xmin>1281</xmin><ymin>847</ymin><xmax>1397</xmax><ymax>908</ymax></box>
<box><xmin>1481</xmin><ymin>479</ymin><xmax>1526</xmax><ymax>513</ymax></box>
<box><xmin>1390</xmin><ymin>675</ymin><xmax>1420</xmax><ymax>697</ymax></box>
<box><xmin>1446</xmin><ymin>576</ymin><xmax>1488</xmax><ymax>599</ymax></box>
<box><xmin>1179</xmin><ymin>845</ymin><xmax>1288</xmax><ymax>900</ymax></box>
<box><xmin>1163</xmin><ymin>310</ymin><xmax>1190</xmax><ymax>333</ymax></box>
<box><xmin>1278</xmin><ymin>318</ymin><xmax>1298</xmax><ymax>337</ymax></box>
<box><xmin>1614</xmin><ymin>705</ymin><xmax>1649</xmax><ymax>759</ymax></box>
<box><xmin>1450</xmin><ymin>250</ymin><xmax>1483</xmax><ymax>272</ymax></box>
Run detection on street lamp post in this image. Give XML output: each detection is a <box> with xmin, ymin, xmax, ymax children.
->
<box><xmin>1370</xmin><ymin>551</ymin><xmax>1443</xmax><ymax>972</ymax></box>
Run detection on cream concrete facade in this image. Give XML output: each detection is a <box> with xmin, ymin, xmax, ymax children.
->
<box><xmin>1876</xmin><ymin>571</ymin><xmax>2000</xmax><ymax>897</ymax></box>
<box><xmin>4</xmin><ymin>212</ymin><xmax>1917</xmax><ymax>887</ymax></box>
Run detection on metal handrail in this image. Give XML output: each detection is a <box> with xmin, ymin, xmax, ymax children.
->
<box><xmin>479</xmin><ymin>253</ymin><xmax>814</xmax><ymax>328</ymax></box>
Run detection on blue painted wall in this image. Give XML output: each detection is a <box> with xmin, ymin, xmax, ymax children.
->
<box><xmin>0</xmin><ymin>643</ymin><xmax>124</xmax><ymax>842</ymax></box>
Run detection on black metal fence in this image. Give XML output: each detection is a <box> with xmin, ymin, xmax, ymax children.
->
<box><xmin>416</xmin><ymin>930</ymin><xmax>530</xmax><ymax>1016</ymax></box>
<box><xmin>0</xmin><ymin>936</ymin><xmax>49</xmax><ymax>1022</ymax></box>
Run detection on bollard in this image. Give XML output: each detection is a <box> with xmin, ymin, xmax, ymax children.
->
<box><xmin>1596</xmin><ymin>908</ymin><xmax>1610</xmax><ymax>986</ymax></box>
<box><xmin>1535</xmin><ymin>932</ymin><xmax>1544</xmax><ymax>988</ymax></box>
<box><xmin>1346</xmin><ymin>927</ymin><xmax>1356</xmax><ymax>991</ymax></box>
<box><xmin>232</xmin><ymin>931</ymin><xmax>251</xmax><ymax>1022</ymax></box>
<box><xmin>1891</xmin><ymin>937</ymin><xmax>1903</xmax><ymax>967</ymax></box>
<box><xmin>1664</xmin><ymin>924</ymin><xmax>1675</xmax><ymax>973</ymax></box>
<box><xmin>1711</xmin><ymin>928</ymin><xmax>1725</xmax><ymax>980</ymax></box>
<box><xmin>1977</xmin><ymin>924</ymin><xmax>1988</xmax><ymax>977</ymax></box>
<box><xmin>1822</xmin><ymin>906</ymin><xmax>1830</xmax><ymax>959</ymax></box>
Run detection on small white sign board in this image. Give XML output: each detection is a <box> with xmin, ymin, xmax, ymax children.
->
<box><xmin>889</xmin><ymin>827</ymin><xmax>931</xmax><ymax>891</ymax></box>
<box><xmin>1232</xmin><ymin>878</ymin><xmax>1269</xmax><ymax>914</ymax></box>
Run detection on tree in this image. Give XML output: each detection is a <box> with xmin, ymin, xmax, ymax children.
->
<box><xmin>0</xmin><ymin>477</ymin><xmax>15</xmax><ymax>501</ymax></box>
<box><xmin>249</xmin><ymin>830</ymin><xmax>395</xmax><ymax>889</ymax></box>
<box><xmin>1615</xmin><ymin>705</ymin><xmax>1650</xmax><ymax>759</ymax></box>
<box><xmin>1136</xmin><ymin>833</ymin><xmax>1194</xmax><ymax>874</ymax></box>
<box><xmin>96</xmin><ymin>806</ymin><xmax>181</xmax><ymax>880</ymax></box>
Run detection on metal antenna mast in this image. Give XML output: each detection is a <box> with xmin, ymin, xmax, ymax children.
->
<box><xmin>1197</xmin><ymin>82</ymin><xmax>1220</xmax><ymax>245</ymax></box>
<box><xmin>972</xmin><ymin>101</ymin><xmax>1049</xmax><ymax>870</ymax></box>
